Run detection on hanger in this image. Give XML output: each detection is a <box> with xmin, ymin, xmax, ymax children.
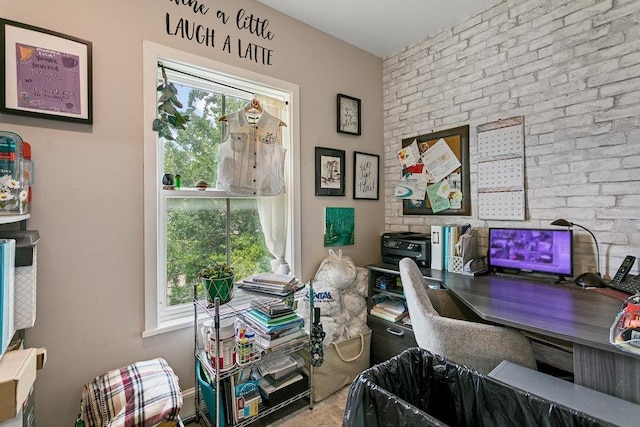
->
<box><xmin>218</xmin><ymin>98</ymin><xmax>287</xmax><ymax>127</ymax></box>
<box><xmin>245</xmin><ymin>98</ymin><xmax>263</xmax><ymax>114</ymax></box>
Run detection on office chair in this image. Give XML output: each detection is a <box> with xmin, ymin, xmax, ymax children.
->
<box><xmin>399</xmin><ymin>257</ymin><xmax>537</xmax><ymax>374</ymax></box>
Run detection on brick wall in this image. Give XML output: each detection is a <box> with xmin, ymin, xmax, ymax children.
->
<box><xmin>383</xmin><ymin>0</ymin><xmax>640</xmax><ymax>277</ymax></box>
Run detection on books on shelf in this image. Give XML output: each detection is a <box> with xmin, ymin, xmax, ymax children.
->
<box><xmin>370</xmin><ymin>306</ymin><xmax>408</xmax><ymax>323</ymax></box>
<box><xmin>241</xmin><ymin>310</ymin><xmax>304</xmax><ymax>334</ymax></box>
<box><xmin>232</xmin><ymin>366</ymin><xmax>261</xmax><ymax>422</ymax></box>
<box><xmin>245</xmin><ymin>273</ymin><xmax>297</xmax><ymax>286</ymax></box>
<box><xmin>250</xmin><ymin>296</ymin><xmax>294</xmax><ymax>317</ymax></box>
<box><xmin>375</xmin><ymin>298</ymin><xmax>406</xmax><ymax>315</ymax></box>
<box><xmin>370</xmin><ymin>296</ymin><xmax>408</xmax><ymax>323</ymax></box>
<box><xmin>257</xmin><ymin>353</ymin><xmax>304</xmax><ymax>380</ymax></box>
<box><xmin>238</xmin><ymin>275</ymin><xmax>304</xmax><ymax>296</ymax></box>
<box><xmin>241</xmin><ymin>274</ymin><xmax>297</xmax><ymax>290</ymax></box>
<box><xmin>258</xmin><ymin>371</ymin><xmax>309</xmax><ymax>406</ymax></box>
<box><xmin>238</xmin><ymin>302</ymin><xmax>307</xmax><ymax>350</ymax></box>
<box><xmin>254</xmin><ymin>329</ymin><xmax>307</xmax><ymax>350</ymax></box>
<box><xmin>258</xmin><ymin>371</ymin><xmax>303</xmax><ymax>395</ymax></box>
<box><xmin>244</xmin><ymin>308</ymin><xmax>300</xmax><ymax>326</ymax></box>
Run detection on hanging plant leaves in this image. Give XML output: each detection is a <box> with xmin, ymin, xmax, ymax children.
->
<box><xmin>152</xmin><ymin>64</ymin><xmax>190</xmax><ymax>140</ymax></box>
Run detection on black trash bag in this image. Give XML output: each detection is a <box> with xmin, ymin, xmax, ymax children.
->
<box><xmin>343</xmin><ymin>348</ymin><xmax>608</xmax><ymax>427</ymax></box>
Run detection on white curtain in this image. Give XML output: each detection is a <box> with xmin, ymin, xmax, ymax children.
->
<box><xmin>255</xmin><ymin>94</ymin><xmax>290</xmax><ymax>274</ymax></box>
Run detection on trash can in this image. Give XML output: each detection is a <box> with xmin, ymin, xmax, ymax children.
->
<box><xmin>343</xmin><ymin>347</ymin><xmax>606</xmax><ymax>427</ymax></box>
<box><xmin>0</xmin><ymin>230</ymin><xmax>39</xmax><ymax>330</ymax></box>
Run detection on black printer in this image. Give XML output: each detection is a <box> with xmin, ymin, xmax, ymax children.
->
<box><xmin>381</xmin><ymin>232</ymin><xmax>431</xmax><ymax>267</ymax></box>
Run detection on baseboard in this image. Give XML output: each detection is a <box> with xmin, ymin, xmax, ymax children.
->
<box><xmin>180</xmin><ymin>386</ymin><xmax>196</xmax><ymax>423</ymax></box>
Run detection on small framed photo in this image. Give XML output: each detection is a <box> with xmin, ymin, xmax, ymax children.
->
<box><xmin>315</xmin><ymin>147</ymin><xmax>345</xmax><ymax>196</ymax></box>
<box><xmin>353</xmin><ymin>151</ymin><xmax>379</xmax><ymax>200</ymax></box>
<box><xmin>0</xmin><ymin>19</ymin><xmax>93</xmax><ymax>124</ymax></box>
<box><xmin>337</xmin><ymin>93</ymin><xmax>361</xmax><ymax>135</ymax></box>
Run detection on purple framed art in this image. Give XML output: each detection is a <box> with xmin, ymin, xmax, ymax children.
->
<box><xmin>0</xmin><ymin>19</ymin><xmax>92</xmax><ymax>124</ymax></box>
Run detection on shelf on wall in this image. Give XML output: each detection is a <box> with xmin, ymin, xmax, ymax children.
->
<box><xmin>0</xmin><ymin>214</ymin><xmax>30</xmax><ymax>224</ymax></box>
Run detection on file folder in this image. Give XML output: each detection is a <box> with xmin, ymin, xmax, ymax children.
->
<box><xmin>0</xmin><ymin>239</ymin><xmax>16</xmax><ymax>357</ymax></box>
<box><xmin>431</xmin><ymin>225</ymin><xmax>443</xmax><ymax>270</ymax></box>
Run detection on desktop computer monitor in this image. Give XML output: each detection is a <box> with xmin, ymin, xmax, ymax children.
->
<box><xmin>488</xmin><ymin>227</ymin><xmax>573</xmax><ymax>279</ymax></box>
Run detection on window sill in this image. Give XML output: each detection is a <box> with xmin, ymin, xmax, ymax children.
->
<box><xmin>142</xmin><ymin>315</ymin><xmax>195</xmax><ymax>338</ymax></box>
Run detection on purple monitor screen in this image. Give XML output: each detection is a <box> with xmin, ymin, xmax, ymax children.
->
<box><xmin>488</xmin><ymin>228</ymin><xmax>573</xmax><ymax>277</ymax></box>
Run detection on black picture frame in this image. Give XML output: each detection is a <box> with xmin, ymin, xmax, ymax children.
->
<box><xmin>402</xmin><ymin>125</ymin><xmax>471</xmax><ymax>216</ymax></box>
<box><xmin>337</xmin><ymin>93</ymin><xmax>361</xmax><ymax>135</ymax></box>
<box><xmin>0</xmin><ymin>18</ymin><xmax>93</xmax><ymax>124</ymax></box>
<box><xmin>353</xmin><ymin>151</ymin><xmax>379</xmax><ymax>200</ymax></box>
<box><xmin>315</xmin><ymin>147</ymin><xmax>346</xmax><ymax>196</ymax></box>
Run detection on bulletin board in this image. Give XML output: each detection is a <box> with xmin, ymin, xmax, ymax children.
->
<box><xmin>401</xmin><ymin>125</ymin><xmax>470</xmax><ymax>216</ymax></box>
<box><xmin>476</xmin><ymin>116</ymin><xmax>526</xmax><ymax>220</ymax></box>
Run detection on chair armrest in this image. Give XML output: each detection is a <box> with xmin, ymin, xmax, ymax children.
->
<box><xmin>426</xmin><ymin>288</ymin><xmax>483</xmax><ymax>322</ymax></box>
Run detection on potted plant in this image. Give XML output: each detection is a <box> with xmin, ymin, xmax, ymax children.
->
<box><xmin>198</xmin><ymin>262</ymin><xmax>235</xmax><ymax>304</ymax></box>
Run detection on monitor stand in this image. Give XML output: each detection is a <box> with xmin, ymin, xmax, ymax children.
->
<box><xmin>494</xmin><ymin>270</ymin><xmax>565</xmax><ymax>284</ymax></box>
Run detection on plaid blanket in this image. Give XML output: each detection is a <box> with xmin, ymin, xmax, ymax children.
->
<box><xmin>81</xmin><ymin>358</ymin><xmax>182</xmax><ymax>427</ymax></box>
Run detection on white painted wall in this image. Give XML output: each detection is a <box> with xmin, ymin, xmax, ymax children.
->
<box><xmin>383</xmin><ymin>0</ymin><xmax>640</xmax><ymax>277</ymax></box>
<box><xmin>0</xmin><ymin>0</ymin><xmax>384</xmax><ymax>424</ymax></box>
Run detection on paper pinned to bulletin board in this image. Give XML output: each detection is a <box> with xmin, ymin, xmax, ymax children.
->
<box><xmin>476</xmin><ymin>116</ymin><xmax>525</xmax><ymax>220</ymax></box>
<box><xmin>397</xmin><ymin>125</ymin><xmax>470</xmax><ymax>216</ymax></box>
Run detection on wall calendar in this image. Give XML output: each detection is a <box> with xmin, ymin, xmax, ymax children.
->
<box><xmin>476</xmin><ymin>116</ymin><xmax>526</xmax><ymax>220</ymax></box>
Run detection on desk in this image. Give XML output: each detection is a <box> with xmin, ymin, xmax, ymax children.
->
<box><xmin>440</xmin><ymin>272</ymin><xmax>640</xmax><ymax>404</ymax></box>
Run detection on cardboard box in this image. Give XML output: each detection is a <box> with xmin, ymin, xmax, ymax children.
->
<box><xmin>0</xmin><ymin>348</ymin><xmax>36</xmax><ymax>422</ymax></box>
<box><xmin>35</xmin><ymin>348</ymin><xmax>45</xmax><ymax>371</ymax></box>
<box><xmin>0</xmin><ymin>408</ymin><xmax>22</xmax><ymax>427</ymax></box>
<box><xmin>0</xmin><ymin>385</ymin><xmax>34</xmax><ymax>427</ymax></box>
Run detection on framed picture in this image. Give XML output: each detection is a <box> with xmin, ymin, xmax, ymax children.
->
<box><xmin>353</xmin><ymin>151</ymin><xmax>379</xmax><ymax>200</ymax></box>
<box><xmin>402</xmin><ymin>125</ymin><xmax>471</xmax><ymax>216</ymax></box>
<box><xmin>315</xmin><ymin>147</ymin><xmax>345</xmax><ymax>196</ymax></box>
<box><xmin>0</xmin><ymin>19</ymin><xmax>93</xmax><ymax>124</ymax></box>
<box><xmin>337</xmin><ymin>93</ymin><xmax>361</xmax><ymax>135</ymax></box>
<box><xmin>324</xmin><ymin>207</ymin><xmax>355</xmax><ymax>247</ymax></box>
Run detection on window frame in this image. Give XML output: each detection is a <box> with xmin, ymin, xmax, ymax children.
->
<box><xmin>142</xmin><ymin>41</ymin><xmax>301</xmax><ymax>337</ymax></box>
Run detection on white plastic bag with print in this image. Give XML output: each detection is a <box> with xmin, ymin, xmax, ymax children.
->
<box><xmin>297</xmin><ymin>280</ymin><xmax>343</xmax><ymax>334</ymax></box>
<box><xmin>314</xmin><ymin>249</ymin><xmax>357</xmax><ymax>290</ymax></box>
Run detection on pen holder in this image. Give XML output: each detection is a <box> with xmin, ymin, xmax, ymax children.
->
<box><xmin>235</xmin><ymin>319</ymin><xmax>261</xmax><ymax>366</ymax></box>
<box><xmin>448</xmin><ymin>256</ymin><xmax>464</xmax><ymax>273</ymax></box>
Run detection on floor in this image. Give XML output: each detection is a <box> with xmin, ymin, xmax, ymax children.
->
<box><xmin>189</xmin><ymin>385</ymin><xmax>350</xmax><ymax>427</ymax></box>
<box><xmin>270</xmin><ymin>385</ymin><xmax>350</xmax><ymax>427</ymax></box>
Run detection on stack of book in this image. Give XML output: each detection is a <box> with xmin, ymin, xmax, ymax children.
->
<box><xmin>370</xmin><ymin>297</ymin><xmax>408</xmax><ymax>323</ymax></box>
<box><xmin>238</xmin><ymin>297</ymin><xmax>307</xmax><ymax>351</ymax></box>
<box><xmin>256</xmin><ymin>354</ymin><xmax>308</xmax><ymax>406</ymax></box>
<box><xmin>239</xmin><ymin>273</ymin><xmax>303</xmax><ymax>296</ymax></box>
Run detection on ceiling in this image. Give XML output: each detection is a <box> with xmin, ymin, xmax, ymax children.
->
<box><xmin>256</xmin><ymin>0</ymin><xmax>497</xmax><ymax>58</ymax></box>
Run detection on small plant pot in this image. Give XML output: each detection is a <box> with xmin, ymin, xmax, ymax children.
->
<box><xmin>203</xmin><ymin>275</ymin><xmax>235</xmax><ymax>305</ymax></box>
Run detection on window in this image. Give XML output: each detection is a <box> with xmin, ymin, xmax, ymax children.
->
<box><xmin>143</xmin><ymin>42</ymin><xmax>300</xmax><ymax>336</ymax></box>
